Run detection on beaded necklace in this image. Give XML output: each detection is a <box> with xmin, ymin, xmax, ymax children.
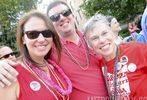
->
<box><xmin>104</xmin><ymin>46</ymin><xmax>120</xmax><ymax>100</ymax></box>
<box><xmin>23</xmin><ymin>58</ymin><xmax>72</xmax><ymax>97</ymax></box>
<box><xmin>63</xmin><ymin>36</ymin><xmax>90</xmax><ymax>70</ymax></box>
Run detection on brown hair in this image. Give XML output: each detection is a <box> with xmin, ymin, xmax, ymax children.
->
<box><xmin>134</xmin><ymin>14</ymin><xmax>142</xmax><ymax>30</ymax></box>
<box><xmin>17</xmin><ymin>10</ymin><xmax>62</xmax><ymax>64</ymax></box>
<box><xmin>47</xmin><ymin>0</ymin><xmax>70</xmax><ymax>16</ymax></box>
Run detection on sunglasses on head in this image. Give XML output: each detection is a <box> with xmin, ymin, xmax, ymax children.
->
<box><xmin>50</xmin><ymin>9</ymin><xmax>72</xmax><ymax>22</ymax></box>
<box><xmin>0</xmin><ymin>52</ymin><xmax>16</xmax><ymax>59</ymax></box>
<box><xmin>24</xmin><ymin>29</ymin><xmax>53</xmax><ymax>39</ymax></box>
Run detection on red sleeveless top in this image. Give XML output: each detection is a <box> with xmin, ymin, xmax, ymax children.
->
<box><xmin>15</xmin><ymin>65</ymin><xmax>69</xmax><ymax>100</ymax></box>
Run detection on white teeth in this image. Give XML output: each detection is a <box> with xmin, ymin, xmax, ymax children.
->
<box><xmin>101</xmin><ymin>44</ymin><xmax>109</xmax><ymax>50</ymax></box>
<box><xmin>60</xmin><ymin>21</ymin><xmax>69</xmax><ymax>26</ymax></box>
<box><xmin>61</xmin><ymin>23</ymin><xmax>68</xmax><ymax>27</ymax></box>
<box><xmin>37</xmin><ymin>45</ymin><xmax>45</xmax><ymax>47</ymax></box>
<box><xmin>36</xmin><ymin>45</ymin><xmax>46</xmax><ymax>49</ymax></box>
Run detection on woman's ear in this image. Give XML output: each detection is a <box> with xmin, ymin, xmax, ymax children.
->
<box><xmin>22</xmin><ymin>36</ymin><xmax>25</xmax><ymax>44</ymax></box>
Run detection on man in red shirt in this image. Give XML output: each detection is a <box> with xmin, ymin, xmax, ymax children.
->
<box><xmin>0</xmin><ymin>1</ymin><xmax>108</xmax><ymax>99</ymax></box>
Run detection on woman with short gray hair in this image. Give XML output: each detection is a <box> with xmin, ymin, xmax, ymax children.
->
<box><xmin>84</xmin><ymin>14</ymin><xmax>147</xmax><ymax>99</ymax></box>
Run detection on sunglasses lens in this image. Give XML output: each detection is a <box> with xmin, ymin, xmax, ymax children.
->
<box><xmin>62</xmin><ymin>9</ymin><xmax>72</xmax><ymax>17</ymax></box>
<box><xmin>42</xmin><ymin>30</ymin><xmax>53</xmax><ymax>38</ymax></box>
<box><xmin>1</xmin><ymin>52</ymin><xmax>16</xmax><ymax>59</ymax></box>
<box><xmin>50</xmin><ymin>14</ymin><xmax>60</xmax><ymax>22</ymax></box>
<box><xmin>3</xmin><ymin>54</ymin><xmax>10</xmax><ymax>58</ymax></box>
<box><xmin>50</xmin><ymin>9</ymin><xmax>72</xmax><ymax>22</ymax></box>
<box><xmin>25</xmin><ymin>31</ymin><xmax>39</xmax><ymax>39</ymax></box>
<box><xmin>25</xmin><ymin>30</ymin><xmax>53</xmax><ymax>39</ymax></box>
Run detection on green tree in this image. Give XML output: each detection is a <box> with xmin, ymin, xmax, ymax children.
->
<box><xmin>0</xmin><ymin>0</ymin><xmax>38</xmax><ymax>51</ymax></box>
<box><xmin>81</xmin><ymin>0</ymin><xmax>146</xmax><ymax>37</ymax></box>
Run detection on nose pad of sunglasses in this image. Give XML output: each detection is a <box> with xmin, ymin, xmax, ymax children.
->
<box><xmin>60</xmin><ymin>14</ymin><xmax>67</xmax><ymax>19</ymax></box>
<box><xmin>9</xmin><ymin>55</ymin><xmax>14</xmax><ymax>57</ymax></box>
<box><xmin>38</xmin><ymin>33</ymin><xmax>46</xmax><ymax>39</ymax></box>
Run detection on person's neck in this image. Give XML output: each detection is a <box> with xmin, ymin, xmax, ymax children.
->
<box><xmin>114</xmin><ymin>33</ymin><xmax>122</xmax><ymax>41</ymax></box>
<box><xmin>62</xmin><ymin>30</ymin><xmax>80</xmax><ymax>45</ymax></box>
<box><xmin>31</xmin><ymin>56</ymin><xmax>45</xmax><ymax>66</ymax></box>
<box><xmin>104</xmin><ymin>44</ymin><xmax>117</xmax><ymax>62</ymax></box>
<box><xmin>114</xmin><ymin>32</ymin><xmax>119</xmax><ymax>37</ymax></box>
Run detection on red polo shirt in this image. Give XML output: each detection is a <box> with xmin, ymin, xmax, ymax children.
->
<box><xmin>50</xmin><ymin>30</ymin><xmax>108</xmax><ymax>100</ymax></box>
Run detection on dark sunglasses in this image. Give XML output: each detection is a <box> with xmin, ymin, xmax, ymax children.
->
<box><xmin>24</xmin><ymin>29</ymin><xmax>53</xmax><ymax>39</ymax></box>
<box><xmin>0</xmin><ymin>52</ymin><xmax>16</xmax><ymax>59</ymax></box>
<box><xmin>50</xmin><ymin>9</ymin><xmax>72</xmax><ymax>22</ymax></box>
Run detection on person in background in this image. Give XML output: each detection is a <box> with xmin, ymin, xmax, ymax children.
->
<box><xmin>123</xmin><ymin>14</ymin><xmax>142</xmax><ymax>42</ymax></box>
<box><xmin>136</xmin><ymin>5</ymin><xmax>147</xmax><ymax>43</ymax></box>
<box><xmin>0</xmin><ymin>46</ymin><xmax>17</xmax><ymax>62</ymax></box>
<box><xmin>0</xmin><ymin>10</ymin><xmax>72</xmax><ymax>100</ymax></box>
<box><xmin>134</xmin><ymin>14</ymin><xmax>142</xmax><ymax>33</ymax></box>
<box><xmin>106</xmin><ymin>16</ymin><xmax>123</xmax><ymax>44</ymax></box>
<box><xmin>84</xmin><ymin>14</ymin><xmax>147</xmax><ymax>99</ymax></box>
<box><xmin>0</xmin><ymin>1</ymin><xmax>108</xmax><ymax>99</ymax></box>
<box><xmin>127</xmin><ymin>2</ymin><xmax>147</xmax><ymax>43</ymax></box>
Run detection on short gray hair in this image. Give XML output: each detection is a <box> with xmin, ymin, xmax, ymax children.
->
<box><xmin>83</xmin><ymin>14</ymin><xmax>109</xmax><ymax>36</ymax></box>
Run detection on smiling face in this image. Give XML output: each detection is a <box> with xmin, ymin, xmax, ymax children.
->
<box><xmin>85</xmin><ymin>23</ymin><xmax>117</xmax><ymax>61</ymax></box>
<box><xmin>48</xmin><ymin>4</ymin><xmax>75</xmax><ymax>38</ymax></box>
<box><xmin>23</xmin><ymin>16</ymin><xmax>53</xmax><ymax>60</ymax></box>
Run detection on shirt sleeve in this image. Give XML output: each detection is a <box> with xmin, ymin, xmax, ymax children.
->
<box><xmin>137</xmin><ymin>42</ymin><xmax>147</xmax><ymax>73</ymax></box>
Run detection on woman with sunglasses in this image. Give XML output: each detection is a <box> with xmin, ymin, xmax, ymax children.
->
<box><xmin>0</xmin><ymin>1</ymin><xmax>108</xmax><ymax>99</ymax></box>
<box><xmin>0</xmin><ymin>46</ymin><xmax>17</xmax><ymax>62</ymax></box>
<box><xmin>0</xmin><ymin>10</ymin><xmax>72</xmax><ymax>100</ymax></box>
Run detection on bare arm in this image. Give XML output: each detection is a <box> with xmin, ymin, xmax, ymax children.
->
<box><xmin>0</xmin><ymin>60</ymin><xmax>19</xmax><ymax>87</ymax></box>
<box><xmin>0</xmin><ymin>81</ymin><xmax>19</xmax><ymax>100</ymax></box>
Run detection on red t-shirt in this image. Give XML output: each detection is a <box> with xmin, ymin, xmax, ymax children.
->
<box><xmin>51</xmin><ymin>30</ymin><xmax>108</xmax><ymax>100</ymax></box>
<box><xmin>16</xmin><ymin>65</ymin><xmax>69</xmax><ymax>100</ymax></box>
<box><xmin>102</xmin><ymin>42</ymin><xmax>147</xmax><ymax>99</ymax></box>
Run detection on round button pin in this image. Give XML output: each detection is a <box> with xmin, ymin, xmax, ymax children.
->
<box><xmin>30</xmin><ymin>81</ymin><xmax>41</xmax><ymax>91</ymax></box>
<box><xmin>128</xmin><ymin>63</ymin><xmax>137</xmax><ymax>72</ymax></box>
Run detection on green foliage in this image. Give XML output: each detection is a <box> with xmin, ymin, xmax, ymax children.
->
<box><xmin>81</xmin><ymin>0</ymin><xmax>146</xmax><ymax>37</ymax></box>
<box><xmin>0</xmin><ymin>0</ymin><xmax>38</xmax><ymax>51</ymax></box>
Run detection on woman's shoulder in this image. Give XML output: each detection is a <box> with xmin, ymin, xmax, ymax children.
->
<box><xmin>120</xmin><ymin>41</ymin><xmax>147</xmax><ymax>51</ymax></box>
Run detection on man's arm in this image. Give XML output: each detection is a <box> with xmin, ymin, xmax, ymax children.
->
<box><xmin>0</xmin><ymin>60</ymin><xmax>18</xmax><ymax>87</ymax></box>
<box><xmin>0</xmin><ymin>81</ymin><xmax>19</xmax><ymax>100</ymax></box>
